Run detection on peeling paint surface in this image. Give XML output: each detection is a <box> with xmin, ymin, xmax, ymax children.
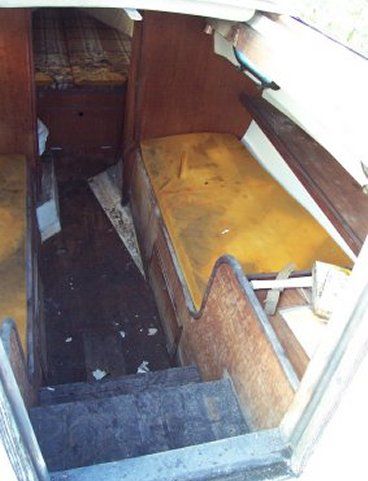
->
<box><xmin>89</xmin><ymin>168</ymin><xmax>145</xmax><ymax>277</ymax></box>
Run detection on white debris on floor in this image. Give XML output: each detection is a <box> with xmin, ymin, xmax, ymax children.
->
<box><xmin>119</xmin><ymin>330</ymin><xmax>126</xmax><ymax>339</ymax></box>
<box><xmin>148</xmin><ymin>328</ymin><xmax>158</xmax><ymax>336</ymax></box>
<box><xmin>88</xmin><ymin>167</ymin><xmax>145</xmax><ymax>277</ymax></box>
<box><xmin>65</xmin><ymin>337</ymin><xmax>73</xmax><ymax>343</ymax></box>
<box><xmin>92</xmin><ymin>369</ymin><xmax>108</xmax><ymax>381</ymax></box>
<box><xmin>46</xmin><ymin>387</ymin><xmax>56</xmax><ymax>391</ymax></box>
<box><xmin>137</xmin><ymin>361</ymin><xmax>150</xmax><ymax>374</ymax></box>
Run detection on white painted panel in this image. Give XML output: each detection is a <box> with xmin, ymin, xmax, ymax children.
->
<box><xmin>243</xmin><ymin>121</ymin><xmax>356</xmax><ymax>261</ymax></box>
<box><xmin>264</xmin><ymin>88</ymin><xmax>368</xmax><ymax>187</ymax></box>
<box><xmin>0</xmin><ymin>439</ymin><xmax>18</xmax><ymax>481</ymax></box>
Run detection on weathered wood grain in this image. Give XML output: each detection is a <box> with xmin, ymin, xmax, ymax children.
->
<box><xmin>31</xmin><ymin>378</ymin><xmax>248</xmax><ymax>471</ymax></box>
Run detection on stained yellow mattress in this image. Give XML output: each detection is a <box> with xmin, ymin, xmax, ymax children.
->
<box><xmin>0</xmin><ymin>155</ymin><xmax>27</xmax><ymax>348</ymax></box>
<box><xmin>141</xmin><ymin>133</ymin><xmax>352</xmax><ymax>309</ymax></box>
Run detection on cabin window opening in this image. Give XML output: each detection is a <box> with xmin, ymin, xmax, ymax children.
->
<box><xmin>295</xmin><ymin>0</ymin><xmax>368</xmax><ymax>58</ymax></box>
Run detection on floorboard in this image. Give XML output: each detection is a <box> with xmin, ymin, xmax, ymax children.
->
<box><xmin>40</xmin><ymin>154</ymin><xmax>171</xmax><ymax>385</ymax></box>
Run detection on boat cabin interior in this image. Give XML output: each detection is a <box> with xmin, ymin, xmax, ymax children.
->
<box><xmin>0</xmin><ymin>4</ymin><xmax>367</xmax><ymax>481</ymax></box>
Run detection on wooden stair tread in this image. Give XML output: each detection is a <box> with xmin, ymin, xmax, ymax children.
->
<box><xmin>31</xmin><ymin>377</ymin><xmax>248</xmax><ymax>472</ymax></box>
<box><xmin>39</xmin><ymin>365</ymin><xmax>201</xmax><ymax>405</ymax></box>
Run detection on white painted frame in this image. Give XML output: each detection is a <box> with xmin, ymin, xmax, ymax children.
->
<box><xmin>282</xmin><ymin>237</ymin><xmax>368</xmax><ymax>476</ymax></box>
<box><xmin>0</xmin><ymin>333</ymin><xmax>49</xmax><ymax>481</ymax></box>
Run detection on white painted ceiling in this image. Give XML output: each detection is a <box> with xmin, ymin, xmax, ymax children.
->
<box><xmin>0</xmin><ymin>0</ymin><xmax>292</xmax><ymax>21</ymax></box>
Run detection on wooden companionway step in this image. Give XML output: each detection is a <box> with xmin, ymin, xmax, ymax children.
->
<box><xmin>30</xmin><ymin>375</ymin><xmax>248</xmax><ymax>472</ymax></box>
<box><xmin>39</xmin><ymin>365</ymin><xmax>201</xmax><ymax>405</ymax></box>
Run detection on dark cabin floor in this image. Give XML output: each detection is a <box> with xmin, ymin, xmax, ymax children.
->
<box><xmin>40</xmin><ymin>153</ymin><xmax>172</xmax><ymax>386</ymax></box>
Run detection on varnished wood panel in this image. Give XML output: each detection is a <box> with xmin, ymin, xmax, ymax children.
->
<box><xmin>122</xmin><ymin>11</ymin><xmax>259</xmax><ymax>202</ymax></box>
<box><xmin>242</xmin><ymin>94</ymin><xmax>368</xmax><ymax>255</ymax></box>
<box><xmin>37</xmin><ymin>88</ymin><xmax>125</xmax><ymax>156</ymax></box>
<box><xmin>137</xmin><ymin>13</ymin><xmax>257</xmax><ymax>140</ymax></box>
<box><xmin>0</xmin><ymin>9</ymin><xmax>36</xmax><ymax>159</ymax></box>
<box><xmin>129</xmin><ymin>154</ymin><xmax>158</xmax><ymax>264</ymax></box>
<box><xmin>148</xmin><ymin>248</ymin><xmax>181</xmax><ymax>356</ymax></box>
<box><xmin>179</xmin><ymin>260</ymin><xmax>297</xmax><ymax>430</ymax></box>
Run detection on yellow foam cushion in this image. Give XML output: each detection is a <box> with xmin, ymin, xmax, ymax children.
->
<box><xmin>141</xmin><ymin>133</ymin><xmax>352</xmax><ymax>309</ymax></box>
<box><xmin>0</xmin><ymin>155</ymin><xmax>27</xmax><ymax>348</ymax></box>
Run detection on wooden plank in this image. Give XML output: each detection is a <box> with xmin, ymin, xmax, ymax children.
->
<box><xmin>39</xmin><ymin>366</ymin><xmax>201</xmax><ymax>406</ymax></box>
<box><xmin>0</xmin><ymin>319</ymin><xmax>37</xmax><ymax>408</ymax></box>
<box><xmin>148</xmin><ymin>250</ymin><xmax>181</xmax><ymax>356</ymax></box>
<box><xmin>137</xmin><ymin>13</ymin><xmax>258</xmax><ymax>140</ymax></box>
<box><xmin>242</xmin><ymin>94</ymin><xmax>368</xmax><ymax>255</ymax></box>
<box><xmin>281</xmin><ymin>239</ymin><xmax>368</xmax><ymax>474</ymax></box>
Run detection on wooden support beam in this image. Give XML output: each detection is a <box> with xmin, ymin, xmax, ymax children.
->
<box><xmin>242</xmin><ymin>94</ymin><xmax>368</xmax><ymax>255</ymax></box>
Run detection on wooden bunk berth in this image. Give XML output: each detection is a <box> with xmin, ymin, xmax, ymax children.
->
<box><xmin>129</xmin><ymin>132</ymin><xmax>353</xmax><ymax>429</ymax></box>
<box><xmin>33</xmin><ymin>8</ymin><xmax>131</xmax><ymax>156</ymax></box>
